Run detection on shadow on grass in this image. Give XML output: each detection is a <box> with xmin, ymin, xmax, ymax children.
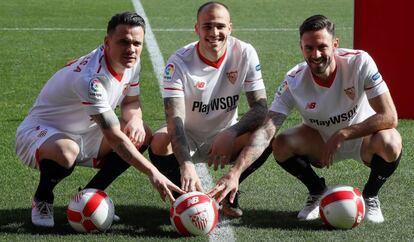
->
<box><xmin>0</xmin><ymin>205</ymin><xmax>329</xmax><ymax>237</ymax></box>
<box><xmin>0</xmin><ymin>205</ymin><xmax>182</xmax><ymax>238</ymax></box>
<box><xmin>222</xmin><ymin>208</ymin><xmax>327</xmax><ymax>231</ymax></box>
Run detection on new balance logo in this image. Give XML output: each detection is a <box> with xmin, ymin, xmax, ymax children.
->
<box><xmin>306</xmin><ymin>102</ymin><xmax>316</xmax><ymax>109</ymax></box>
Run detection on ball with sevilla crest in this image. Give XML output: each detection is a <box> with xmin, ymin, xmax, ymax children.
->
<box><xmin>170</xmin><ymin>191</ymin><xmax>218</xmax><ymax>236</ymax></box>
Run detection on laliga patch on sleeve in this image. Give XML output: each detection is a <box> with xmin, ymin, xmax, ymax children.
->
<box><xmin>371</xmin><ymin>72</ymin><xmax>381</xmax><ymax>81</ymax></box>
<box><xmin>255</xmin><ymin>64</ymin><xmax>261</xmax><ymax>71</ymax></box>
<box><xmin>276</xmin><ymin>80</ymin><xmax>288</xmax><ymax>97</ymax></box>
<box><xmin>164</xmin><ymin>63</ymin><xmax>175</xmax><ymax>81</ymax></box>
<box><xmin>88</xmin><ymin>78</ymin><xmax>104</xmax><ymax>100</ymax></box>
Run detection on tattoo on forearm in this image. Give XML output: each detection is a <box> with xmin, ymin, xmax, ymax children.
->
<box><xmin>170</xmin><ymin>117</ymin><xmax>192</xmax><ymax>163</ymax></box>
<box><xmin>269</xmin><ymin>112</ymin><xmax>286</xmax><ymax>132</ymax></box>
<box><xmin>239</xmin><ymin>128</ymin><xmax>271</xmax><ymax>162</ymax></box>
<box><xmin>240</xmin><ymin>111</ymin><xmax>286</xmax><ymax>162</ymax></box>
<box><xmin>230</xmin><ymin>89</ymin><xmax>268</xmax><ymax>135</ymax></box>
<box><xmin>91</xmin><ymin>110</ymin><xmax>120</xmax><ymax>129</ymax></box>
<box><xmin>164</xmin><ymin>97</ymin><xmax>192</xmax><ymax>164</ymax></box>
<box><xmin>115</xmin><ymin>143</ymin><xmax>133</xmax><ymax>162</ymax></box>
<box><xmin>269</xmin><ymin>111</ymin><xmax>287</xmax><ymax>138</ymax></box>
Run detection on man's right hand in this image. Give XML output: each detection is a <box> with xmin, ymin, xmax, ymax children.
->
<box><xmin>206</xmin><ymin>170</ymin><xmax>240</xmax><ymax>203</ymax></box>
<box><xmin>148</xmin><ymin>170</ymin><xmax>185</xmax><ymax>203</ymax></box>
<box><xmin>180</xmin><ymin>161</ymin><xmax>204</xmax><ymax>192</ymax></box>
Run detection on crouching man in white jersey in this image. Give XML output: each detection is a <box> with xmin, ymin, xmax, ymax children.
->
<box><xmin>149</xmin><ymin>2</ymin><xmax>270</xmax><ymax>218</ymax></box>
<box><xmin>15</xmin><ymin>12</ymin><xmax>184</xmax><ymax>228</ymax></box>
<box><xmin>208</xmin><ymin>15</ymin><xmax>402</xmax><ymax>223</ymax></box>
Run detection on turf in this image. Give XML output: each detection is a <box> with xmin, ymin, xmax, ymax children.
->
<box><xmin>0</xmin><ymin>0</ymin><xmax>413</xmax><ymax>241</ymax></box>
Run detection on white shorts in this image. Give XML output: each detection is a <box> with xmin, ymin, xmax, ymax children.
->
<box><xmin>15</xmin><ymin>119</ymin><xmax>103</xmax><ymax>169</ymax></box>
<box><xmin>187</xmin><ymin>134</ymin><xmax>215</xmax><ymax>164</ymax></box>
<box><xmin>333</xmin><ymin>137</ymin><xmax>363</xmax><ymax>162</ymax></box>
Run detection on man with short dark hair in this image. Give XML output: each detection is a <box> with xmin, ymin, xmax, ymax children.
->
<box><xmin>15</xmin><ymin>11</ymin><xmax>183</xmax><ymax>228</ymax></box>
<box><xmin>208</xmin><ymin>14</ymin><xmax>402</xmax><ymax>223</ymax></box>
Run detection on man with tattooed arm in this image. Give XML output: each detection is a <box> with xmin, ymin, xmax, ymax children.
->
<box><xmin>149</xmin><ymin>2</ymin><xmax>271</xmax><ymax>218</ymax></box>
<box><xmin>208</xmin><ymin>15</ymin><xmax>402</xmax><ymax>224</ymax></box>
<box><xmin>15</xmin><ymin>12</ymin><xmax>184</xmax><ymax>228</ymax></box>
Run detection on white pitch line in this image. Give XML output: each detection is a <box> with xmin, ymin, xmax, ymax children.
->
<box><xmin>0</xmin><ymin>27</ymin><xmax>105</xmax><ymax>31</ymax></box>
<box><xmin>131</xmin><ymin>1</ymin><xmax>236</xmax><ymax>241</ymax></box>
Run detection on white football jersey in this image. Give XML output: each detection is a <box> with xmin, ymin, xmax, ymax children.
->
<box><xmin>24</xmin><ymin>45</ymin><xmax>141</xmax><ymax>134</ymax></box>
<box><xmin>162</xmin><ymin>36</ymin><xmax>265</xmax><ymax>143</ymax></box>
<box><xmin>270</xmin><ymin>48</ymin><xmax>389</xmax><ymax>140</ymax></box>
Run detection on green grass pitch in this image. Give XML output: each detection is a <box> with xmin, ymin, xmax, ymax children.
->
<box><xmin>0</xmin><ymin>0</ymin><xmax>413</xmax><ymax>241</ymax></box>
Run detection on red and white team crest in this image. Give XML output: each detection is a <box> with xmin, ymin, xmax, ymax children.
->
<box><xmin>195</xmin><ymin>80</ymin><xmax>207</xmax><ymax>90</ymax></box>
<box><xmin>190</xmin><ymin>210</ymin><xmax>208</xmax><ymax>231</ymax></box>
<box><xmin>226</xmin><ymin>70</ymin><xmax>238</xmax><ymax>84</ymax></box>
<box><xmin>344</xmin><ymin>86</ymin><xmax>355</xmax><ymax>100</ymax></box>
<box><xmin>170</xmin><ymin>191</ymin><xmax>218</xmax><ymax>236</ymax></box>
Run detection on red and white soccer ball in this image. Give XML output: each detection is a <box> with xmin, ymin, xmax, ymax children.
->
<box><xmin>319</xmin><ymin>185</ymin><xmax>365</xmax><ymax>229</ymax></box>
<box><xmin>170</xmin><ymin>191</ymin><xmax>218</xmax><ymax>236</ymax></box>
<box><xmin>67</xmin><ymin>188</ymin><xmax>114</xmax><ymax>233</ymax></box>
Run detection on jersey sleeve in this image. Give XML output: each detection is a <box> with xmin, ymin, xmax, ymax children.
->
<box><xmin>269</xmin><ymin>79</ymin><xmax>294</xmax><ymax>115</ymax></box>
<box><xmin>243</xmin><ymin>44</ymin><xmax>265</xmax><ymax>92</ymax></box>
<box><xmin>162</xmin><ymin>57</ymin><xmax>185</xmax><ymax>98</ymax></box>
<box><xmin>73</xmin><ymin>75</ymin><xmax>112</xmax><ymax>115</ymax></box>
<box><xmin>360</xmin><ymin>52</ymin><xmax>389</xmax><ymax>99</ymax></box>
<box><xmin>126</xmin><ymin>62</ymin><xmax>141</xmax><ymax>96</ymax></box>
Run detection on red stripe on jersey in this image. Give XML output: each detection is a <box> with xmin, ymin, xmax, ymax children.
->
<box><xmin>288</xmin><ymin>68</ymin><xmax>305</xmax><ymax>78</ymax></box>
<box><xmin>82</xmin><ymin>102</ymin><xmax>94</xmax><ymax>105</ymax></box>
<box><xmin>64</xmin><ymin>59</ymin><xmax>78</xmax><ymax>67</ymax></box>
<box><xmin>364</xmin><ymin>80</ymin><xmax>384</xmax><ymax>90</ymax></box>
<box><xmin>97</xmin><ymin>55</ymin><xmax>104</xmax><ymax>73</ymax></box>
<box><xmin>104</xmin><ymin>49</ymin><xmax>123</xmax><ymax>82</ymax></box>
<box><xmin>339</xmin><ymin>51</ymin><xmax>361</xmax><ymax>57</ymax></box>
<box><xmin>196</xmin><ymin>42</ymin><xmax>227</xmax><ymax>69</ymax></box>
<box><xmin>164</xmin><ymin>87</ymin><xmax>184</xmax><ymax>91</ymax></box>
<box><xmin>312</xmin><ymin>66</ymin><xmax>337</xmax><ymax>88</ymax></box>
<box><xmin>99</xmin><ymin>54</ymin><xmax>104</xmax><ymax>63</ymax></box>
<box><xmin>130</xmin><ymin>82</ymin><xmax>139</xmax><ymax>87</ymax></box>
<box><xmin>245</xmin><ymin>77</ymin><xmax>263</xmax><ymax>83</ymax></box>
<box><xmin>96</xmin><ymin>64</ymin><xmax>102</xmax><ymax>73</ymax></box>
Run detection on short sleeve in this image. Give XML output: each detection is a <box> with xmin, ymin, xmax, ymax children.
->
<box><xmin>126</xmin><ymin>66</ymin><xmax>141</xmax><ymax>96</ymax></box>
<box><xmin>243</xmin><ymin>44</ymin><xmax>265</xmax><ymax>92</ymax></box>
<box><xmin>73</xmin><ymin>75</ymin><xmax>111</xmax><ymax>115</ymax></box>
<box><xmin>360</xmin><ymin>52</ymin><xmax>389</xmax><ymax>99</ymax></box>
<box><xmin>269</xmin><ymin>79</ymin><xmax>294</xmax><ymax>115</ymax></box>
<box><xmin>162</xmin><ymin>60</ymin><xmax>185</xmax><ymax>98</ymax></box>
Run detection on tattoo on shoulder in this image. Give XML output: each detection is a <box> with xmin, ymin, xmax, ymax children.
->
<box><xmin>91</xmin><ymin>110</ymin><xmax>120</xmax><ymax>129</ymax></box>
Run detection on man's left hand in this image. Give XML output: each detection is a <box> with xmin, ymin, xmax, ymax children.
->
<box><xmin>208</xmin><ymin>130</ymin><xmax>237</xmax><ymax>170</ymax></box>
<box><xmin>124</xmin><ymin>118</ymin><xmax>146</xmax><ymax>147</ymax></box>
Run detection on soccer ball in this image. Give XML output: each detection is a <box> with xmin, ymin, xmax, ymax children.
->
<box><xmin>170</xmin><ymin>191</ymin><xmax>218</xmax><ymax>236</ymax></box>
<box><xmin>67</xmin><ymin>188</ymin><xmax>114</xmax><ymax>233</ymax></box>
<box><xmin>319</xmin><ymin>185</ymin><xmax>365</xmax><ymax>229</ymax></box>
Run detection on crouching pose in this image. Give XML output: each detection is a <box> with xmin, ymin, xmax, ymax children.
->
<box><xmin>15</xmin><ymin>12</ymin><xmax>183</xmax><ymax>227</ymax></box>
<box><xmin>208</xmin><ymin>14</ymin><xmax>402</xmax><ymax>224</ymax></box>
<box><xmin>149</xmin><ymin>2</ymin><xmax>271</xmax><ymax>218</ymax></box>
